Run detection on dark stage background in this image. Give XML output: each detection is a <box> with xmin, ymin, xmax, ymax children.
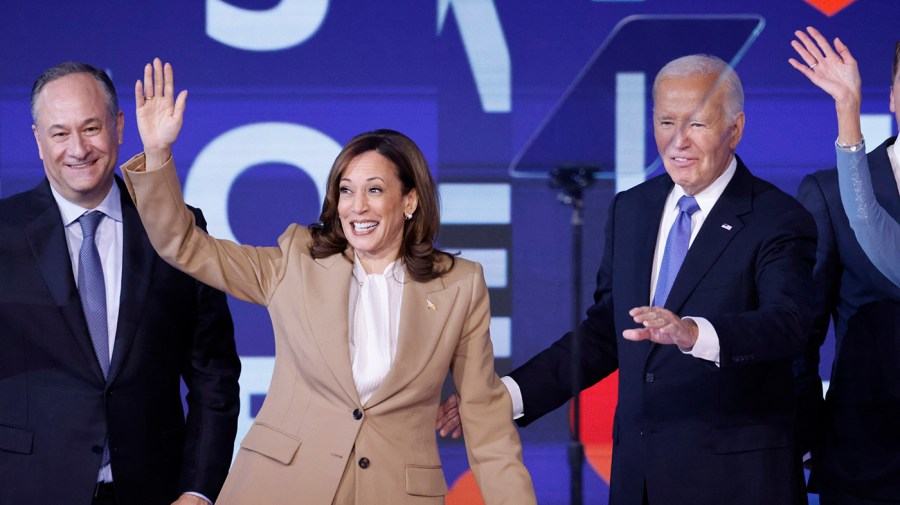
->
<box><xmin>0</xmin><ymin>1</ymin><xmax>888</xmax><ymax>502</ymax></box>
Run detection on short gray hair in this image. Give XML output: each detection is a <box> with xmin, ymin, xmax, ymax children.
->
<box><xmin>31</xmin><ymin>62</ymin><xmax>119</xmax><ymax>124</ymax></box>
<box><xmin>652</xmin><ymin>54</ymin><xmax>743</xmax><ymax>122</ymax></box>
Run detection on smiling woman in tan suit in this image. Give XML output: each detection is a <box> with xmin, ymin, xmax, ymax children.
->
<box><xmin>120</xmin><ymin>59</ymin><xmax>536</xmax><ymax>505</ymax></box>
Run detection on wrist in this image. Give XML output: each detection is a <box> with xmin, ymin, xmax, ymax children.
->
<box><xmin>836</xmin><ymin>136</ymin><xmax>865</xmax><ymax>152</ymax></box>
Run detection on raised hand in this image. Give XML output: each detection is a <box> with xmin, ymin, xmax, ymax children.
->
<box><xmin>135</xmin><ymin>58</ymin><xmax>188</xmax><ymax>166</ymax></box>
<box><xmin>788</xmin><ymin>26</ymin><xmax>861</xmax><ymax>106</ymax></box>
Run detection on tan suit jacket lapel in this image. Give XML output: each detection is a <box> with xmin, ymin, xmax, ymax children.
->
<box><xmin>365</xmin><ymin>275</ymin><xmax>457</xmax><ymax>408</ymax></box>
<box><xmin>303</xmin><ymin>253</ymin><xmax>360</xmax><ymax>406</ymax></box>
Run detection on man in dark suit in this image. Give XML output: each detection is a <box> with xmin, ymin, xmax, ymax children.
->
<box><xmin>502</xmin><ymin>55</ymin><xmax>816</xmax><ymax>504</ymax></box>
<box><xmin>790</xmin><ymin>33</ymin><xmax>900</xmax><ymax>503</ymax></box>
<box><xmin>0</xmin><ymin>62</ymin><xmax>241</xmax><ymax>505</ymax></box>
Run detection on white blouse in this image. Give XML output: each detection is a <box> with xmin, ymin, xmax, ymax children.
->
<box><xmin>348</xmin><ymin>257</ymin><xmax>405</xmax><ymax>405</ymax></box>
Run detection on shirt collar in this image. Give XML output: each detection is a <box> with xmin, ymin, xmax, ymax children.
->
<box><xmin>50</xmin><ymin>179</ymin><xmax>123</xmax><ymax>227</ymax></box>
<box><xmin>352</xmin><ymin>254</ymin><xmax>401</xmax><ymax>282</ymax></box>
<box><xmin>670</xmin><ymin>155</ymin><xmax>737</xmax><ymax>214</ymax></box>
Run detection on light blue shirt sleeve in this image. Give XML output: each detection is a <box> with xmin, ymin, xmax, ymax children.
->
<box><xmin>836</xmin><ymin>145</ymin><xmax>900</xmax><ymax>286</ymax></box>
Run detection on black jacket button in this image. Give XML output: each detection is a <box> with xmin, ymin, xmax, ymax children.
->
<box><xmin>358</xmin><ymin>457</ymin><xmax>370</xmax><ymax>469</ymax></box>
<box><xmin>353</xmin><ymin>408</ymin><xmax>363</xmax><ymax>420</ymax></box>
<box><xmin>645</xmin><ymin>373</ymin><xmax>655</xmax><ymax>383</ymax></box>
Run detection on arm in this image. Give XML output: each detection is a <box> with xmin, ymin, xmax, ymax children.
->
<box><xmin>123</xmin><ymin>58</ymin><xmax>293</xmax><ymax>305</ymax></box>
<box><xmin>789</xmin><ymin>27</ymin><xmax>900</xmax><ymax>286</ymax></box>
<box><xmin>507</xmin><ymin>196</ymin><xmax>620</xmax><ymax>426</ymax></box>
<box><xmin>176</xmin><ymin>207</ymin><xmax>241</xmax><ymax>503</ymax></box>
<box><xmin>837</xmin><ymin>146</ymin><xmax>900</xmax><ymax>285</ymax></box>
<box><xmin>450</xmin><ymin>263</ymin><xmax>536</xmax><ymax>505</ymax></box>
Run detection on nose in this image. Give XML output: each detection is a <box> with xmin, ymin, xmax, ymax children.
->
<box><xmin>351</xmin><ymin>191</ymin><xmax>368</xmax><ymax>213</ymax></box>
<box><xmin>671</xmin><ymin>125</ymin><xmax>691</xmax><ymax>149</ymax></box>
<box><xmin>68</xmin><ymin>132</ymin><xmax>90</xmax><ymax>159</ymax></box>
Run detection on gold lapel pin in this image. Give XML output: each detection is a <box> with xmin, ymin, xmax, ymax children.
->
<box><xmin>426</xmin><ymin>299</ymin><xmax>436</xmax><ymax>311</ymax></box>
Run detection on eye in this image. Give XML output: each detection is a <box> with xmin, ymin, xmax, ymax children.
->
<box><xmin>339</xmin><ymin>186</ymin><xmax>351</xmax><ymax>195</ymax></box>
<box><xmin>368</xmin><ymin>186</ymin><xmax>383</xmax><ymax>194</ymax></box>
<box><xmin>690</xmin><ymin>122</ymin><xmax>706</xmax><ymax>130</ymax></box>
<box><xmin>657</xmin><ymin>120</ymin><xmax>674</xmax><ymax>128</ymax></box>
<box><xmin>84</xmin><ymin>126</ymin><xmax>100</xmax><ymax>134</ymax></box>
<box><xmin>51</xmin><ymin>131</ymin><xmax>67</xmax><ymax>139</ymax></box>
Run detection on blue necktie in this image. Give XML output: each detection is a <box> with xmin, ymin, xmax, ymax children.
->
<box><xmin>653</xmin><ymin>195</ymin><xmax>700</xmax><ymax>307</ymax></box>
<box><xmin>78</xmin><ymin>211</ymin><xmax>111</xmax><ymax>467</ymax></box>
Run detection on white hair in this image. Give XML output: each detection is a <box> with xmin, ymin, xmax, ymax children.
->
<box><xmin>652</xmin><ymin>54</ymin><xmax>744</xmax><ymax>122</ymax></box>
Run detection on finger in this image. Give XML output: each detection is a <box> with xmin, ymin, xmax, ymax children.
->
<box><xmin>135</xmin><ymin>80</ymin><xmax>145</xmax><ymax>107</ymax></box>
<box><xmin>623</xmin><ymin>328</ymin><xmax>650</xmax><ymax>341</ymax></box>
<box><xmin>834</xmin><ymin>37</ymin><xmax>856</xmax><ymax>65</ymax></box>
<box><xmin>628</xmin><ymin>306</ymin><xmax>652</xmax><ymax>317</ymax></box>
<box><xmin>164</xmin><ymin>62</ymin><xmax>175</xmax><ymax>101</ymax></box>
<box><xmin>787</xmin><ymin>58</ymin><xmax>816</xmax><ymax>80</ymax></box>
<box><xmin>794</xmin><ymin>29</ymin><xmax>824</xmax><ymax>64</ymax></box>
<box><xmin>174</xmin><ymin>90</ymin><xmax>188</xmax><ymax>118</ymax></box>
<box><xmin>451</xmin><ymin>425</ymin><xmax>463</xmax><ymax>439</ymax></box>
<box><xmin>153</xmin><ymin>58</ymin><xmax>164</xmax><ymax>98</ymax></box>
<box><xmin>806</xmin><ymin>26</ymin><xmax>837</xmax><ymax>60</ymax></box>
<box><xmin>790</xmin><ymin>39</ymin><xmax>817</xmax><ymax>68</ymax></box>
<box><xmin>143</xmin><ymin>63</ymin><xmax>153</xmax><ymax>99</ymax></box>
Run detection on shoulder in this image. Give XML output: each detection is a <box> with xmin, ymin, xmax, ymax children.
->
<box><xmin>436</xmin><ymin>254</ymin><xmax>479</xmax><ymax>284</ymax></box>
<box><xmin>0</xmin><ymin>184</ymin><xmax>48</xmax><ymax>225</ymax></box>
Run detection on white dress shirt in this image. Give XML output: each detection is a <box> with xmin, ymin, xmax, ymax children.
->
<box><xmin>348</xmin><ymin>256</ymin><xmax>405</xmax><ymax>405</ymax></box>
<box><xmin>504</xmin><ymin>156</ymin><xmax>738</xmax><ymax>419</ymax></box>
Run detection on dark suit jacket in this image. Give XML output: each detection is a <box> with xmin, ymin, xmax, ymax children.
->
<box><xmin>510</xmin><ymin>158</ymin><xmax>816</xmax><ymax>505</ymax></box>
<box><xmin>0</xmin><ymin>176</ymin><xmax>241</xmax><ymax>505</ymax></box>
<box><xmin>795</xmin><ymin>137</ymin><xmax>900</xmax><ymax>501</ymax></box>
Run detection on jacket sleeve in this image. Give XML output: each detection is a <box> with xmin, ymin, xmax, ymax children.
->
<box><xmin>121</xmin><ymin>152</ymin><xmax>301</xmax><ymax>306</ymax></box>
<box><xmin>450</xmin><ymin>262</ymin><xmax>537</xmax><ymax>505</ymax></box>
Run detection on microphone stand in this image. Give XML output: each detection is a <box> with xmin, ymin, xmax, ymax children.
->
<box><xmin>550</xmin><ymin>166</ymin><xmax>597</xmax><ymax>505</ymax></box>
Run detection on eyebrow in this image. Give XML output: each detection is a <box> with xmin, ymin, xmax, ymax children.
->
<box><xmin>340</xmin><ymin>176</ymin><xmax>386</xmax><ymax>183</ymax></box>
<box><xmin>47</xmin><ymin>117</ymin><xmax>103</xmax><ymax>131</ymax></box>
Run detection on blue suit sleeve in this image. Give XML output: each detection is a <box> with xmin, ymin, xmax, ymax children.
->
<box><xmin>837</xmin><ymin>146</ymin><xmax>900</xmax><ymax>286</ymax></box>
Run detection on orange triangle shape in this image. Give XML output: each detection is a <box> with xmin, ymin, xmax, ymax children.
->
<box><xmin>804</xmin><ymin>0</ymin><xmax>855</xmax><ymax>17</ymax></box>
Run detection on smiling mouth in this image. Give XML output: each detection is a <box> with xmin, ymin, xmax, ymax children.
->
<box><xmin>352</xmin><ymin>221</ymin><xmax>378</xmax><ymax>234</ymax></box>
<box><xmin>66</xmin><ymin>160</ymin><xmax>98</xmax><ymax>169</ymax></box>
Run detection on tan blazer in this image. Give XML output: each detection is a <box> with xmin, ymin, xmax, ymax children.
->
<box><xmin>122</xmin><ymin>154</ymin><xmax>536</xmax><ymax>505</ymax></box>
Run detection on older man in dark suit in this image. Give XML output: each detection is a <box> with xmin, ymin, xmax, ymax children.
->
<box><xmin>0</xmin><ymin>62</ymin><xmax>240</xmax><ymax>505</ymax></box>
<box><xmin>493</xmin><ymin>55</ymin><xmax>816</xmax><ymax>505</ymax></box>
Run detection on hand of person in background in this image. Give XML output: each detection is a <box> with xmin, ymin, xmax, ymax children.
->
<box><xmin>436</xmin><ymin>392</ymin><xmax>463</xmax><ymax>439</ymax></box>
<box><xmin>135</xmin><ymin>57</ymin><xmax>188</xmax><ymax>170</ymax></box>
<box><xmin>788</xmin><ymin>26</ymin><xmax>862</xmax><ymax>145</ymax></box>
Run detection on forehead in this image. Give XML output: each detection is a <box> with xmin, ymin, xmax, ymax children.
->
<box><xmin>35</xmin><ymin>73</ymin><xmax>109</xmax><ymax>124</ymax></box>
<box><xmin>653</xmin><ymin>74</ymin><xmax>725</xmax><ymax>117</ymax></box>
<box><xmin>341</xmin><ymin>150</ymin><xmax>399</xmax><ymax>180</ymax></box>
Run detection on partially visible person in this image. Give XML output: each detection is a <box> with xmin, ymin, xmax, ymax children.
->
<box><xmin>442</xmin><ymin>54</ymin><xmax>817</xmax><ymax>505</ymax></box>
<box><xmin>790</xmin><ymin>27</ymin><xmax>900</xmax><ymax>287</ymax></box>
<box><xmin>121</xmin><ymin>58</ymin><xmax>536</xmax><ymax>505</ymax></box>
<box><xmin>0</xmin><ymin>62</ymin><xmax>240</xmax><ymax>505</ymax></box>
<box><xmin>788</xmin><ymin>27</ymin><xmax>900</xmax><ymax>504</ymax></box>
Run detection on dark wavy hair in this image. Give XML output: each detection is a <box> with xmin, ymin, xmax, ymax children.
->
<box><xmin>893</xmin><ymin>41</ymin><xmax>900</xmax><ymax>84</ymax></box>
<box><xmin>309</xmin><ymin>129</ymin><xmax>454</xmax><ymax>282</ymax></box>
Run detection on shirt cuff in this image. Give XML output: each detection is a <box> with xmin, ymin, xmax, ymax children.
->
<box><xmin>182</xmin><ymin>491</ymin><xmax>212</xmax><ymax>505</ymax></box>
<box><xmin>682</xmin><ymin>317</ymin><xmax>720</xmax><ymax>366</ymax></box>
<box><xmin>501</xmin><ymin>375</ymin><xmax>525</xmax><ymax>420</ymax></box>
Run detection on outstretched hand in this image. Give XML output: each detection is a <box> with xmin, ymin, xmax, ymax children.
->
<box><xmin>135</xmin><ymin>58</ymin><xmax>187</xmax><ymax>165</ymax></box>
<box><xmin>623</xmin><ymin>306</ymin><xmax>698</xmax><ymax>350</ymax></box>
<box><xmin>788</xmin><ymin>26</ymin><xmax>861</xmax><ymax>106</ymax></box>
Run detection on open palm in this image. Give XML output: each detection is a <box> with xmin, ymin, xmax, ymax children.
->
<box><xmin>135</xmin><ymin>58</ymin><xmax>188</xmax><ymax>152</ymax></box>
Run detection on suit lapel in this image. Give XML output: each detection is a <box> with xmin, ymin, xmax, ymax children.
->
<box><xmin>365</xmin><ymin>274</ymin><xmax>456</xmax><ymax>408</ymax></box>
<box><xmin>108</xmin><ymin>179</ymin><xmax>155</xmax><ymax>383</ymax></box>
<box><xmin>24</xmin><ymin>182</ymin><xmax>105</xmax><ymax>381</ymax></box>
<box><xmin>304</xmin><ymin>253</ymin><xmax>360</xmax><ymax>405</ymax></box>
<box><xmin>663</xmin><ymin>162</ymin><xmax>751</xmax><ymax>314</ymax></box>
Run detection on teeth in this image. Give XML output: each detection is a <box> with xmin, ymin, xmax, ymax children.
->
<box><xmin>68</xmin><ymin>161</ymin><xmax>93</xmax><ymax>168</ymax></box>
<box><xmin>353</xmin><ymin>222</ymin><xmax>377</xmax><ymax>232</ymax></box>
<box><xmin>674</xmin><ymin>157</ymin><xmax>688</xmax><ymax>162</ymax></box>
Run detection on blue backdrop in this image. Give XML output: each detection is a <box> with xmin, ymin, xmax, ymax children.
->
<box><xmin>0</xmin><ymin>1</ymin><xmax>890</xmax><ymax>503</ymax></box>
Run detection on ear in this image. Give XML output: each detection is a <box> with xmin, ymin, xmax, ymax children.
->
<box><xmin>32</xmin><ymin>124</ymin><xmax>44</xmax><ymax>160</ymax></box>
<box><xmin>729</xmin><ymin>111</ymin><xmax>746</xmax><ymax>150</ymax></box>
<box><xmin>405</xmin><ymin>188</ymin><xmax>419</xmax><ymax>215</ymax></box>
<box><xmin>116</xmin><ymin>110</ymin><xmax>125</xmax><ymax>145</ymax></box>
<box><xmin>890</xmin><ymin>86</ymin><xmax>896</xmax><ymax>115</ymax></box>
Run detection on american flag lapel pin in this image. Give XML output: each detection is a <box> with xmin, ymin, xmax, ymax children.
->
<box><xmin>721</xmin><ymin>223</ymin><xmax>733</xmax><ymax>231</ymax></box>
<box><xmin>426</xmin><ymin>299</ymin><xmax>436</xmax><ymax>311</ymax></box>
